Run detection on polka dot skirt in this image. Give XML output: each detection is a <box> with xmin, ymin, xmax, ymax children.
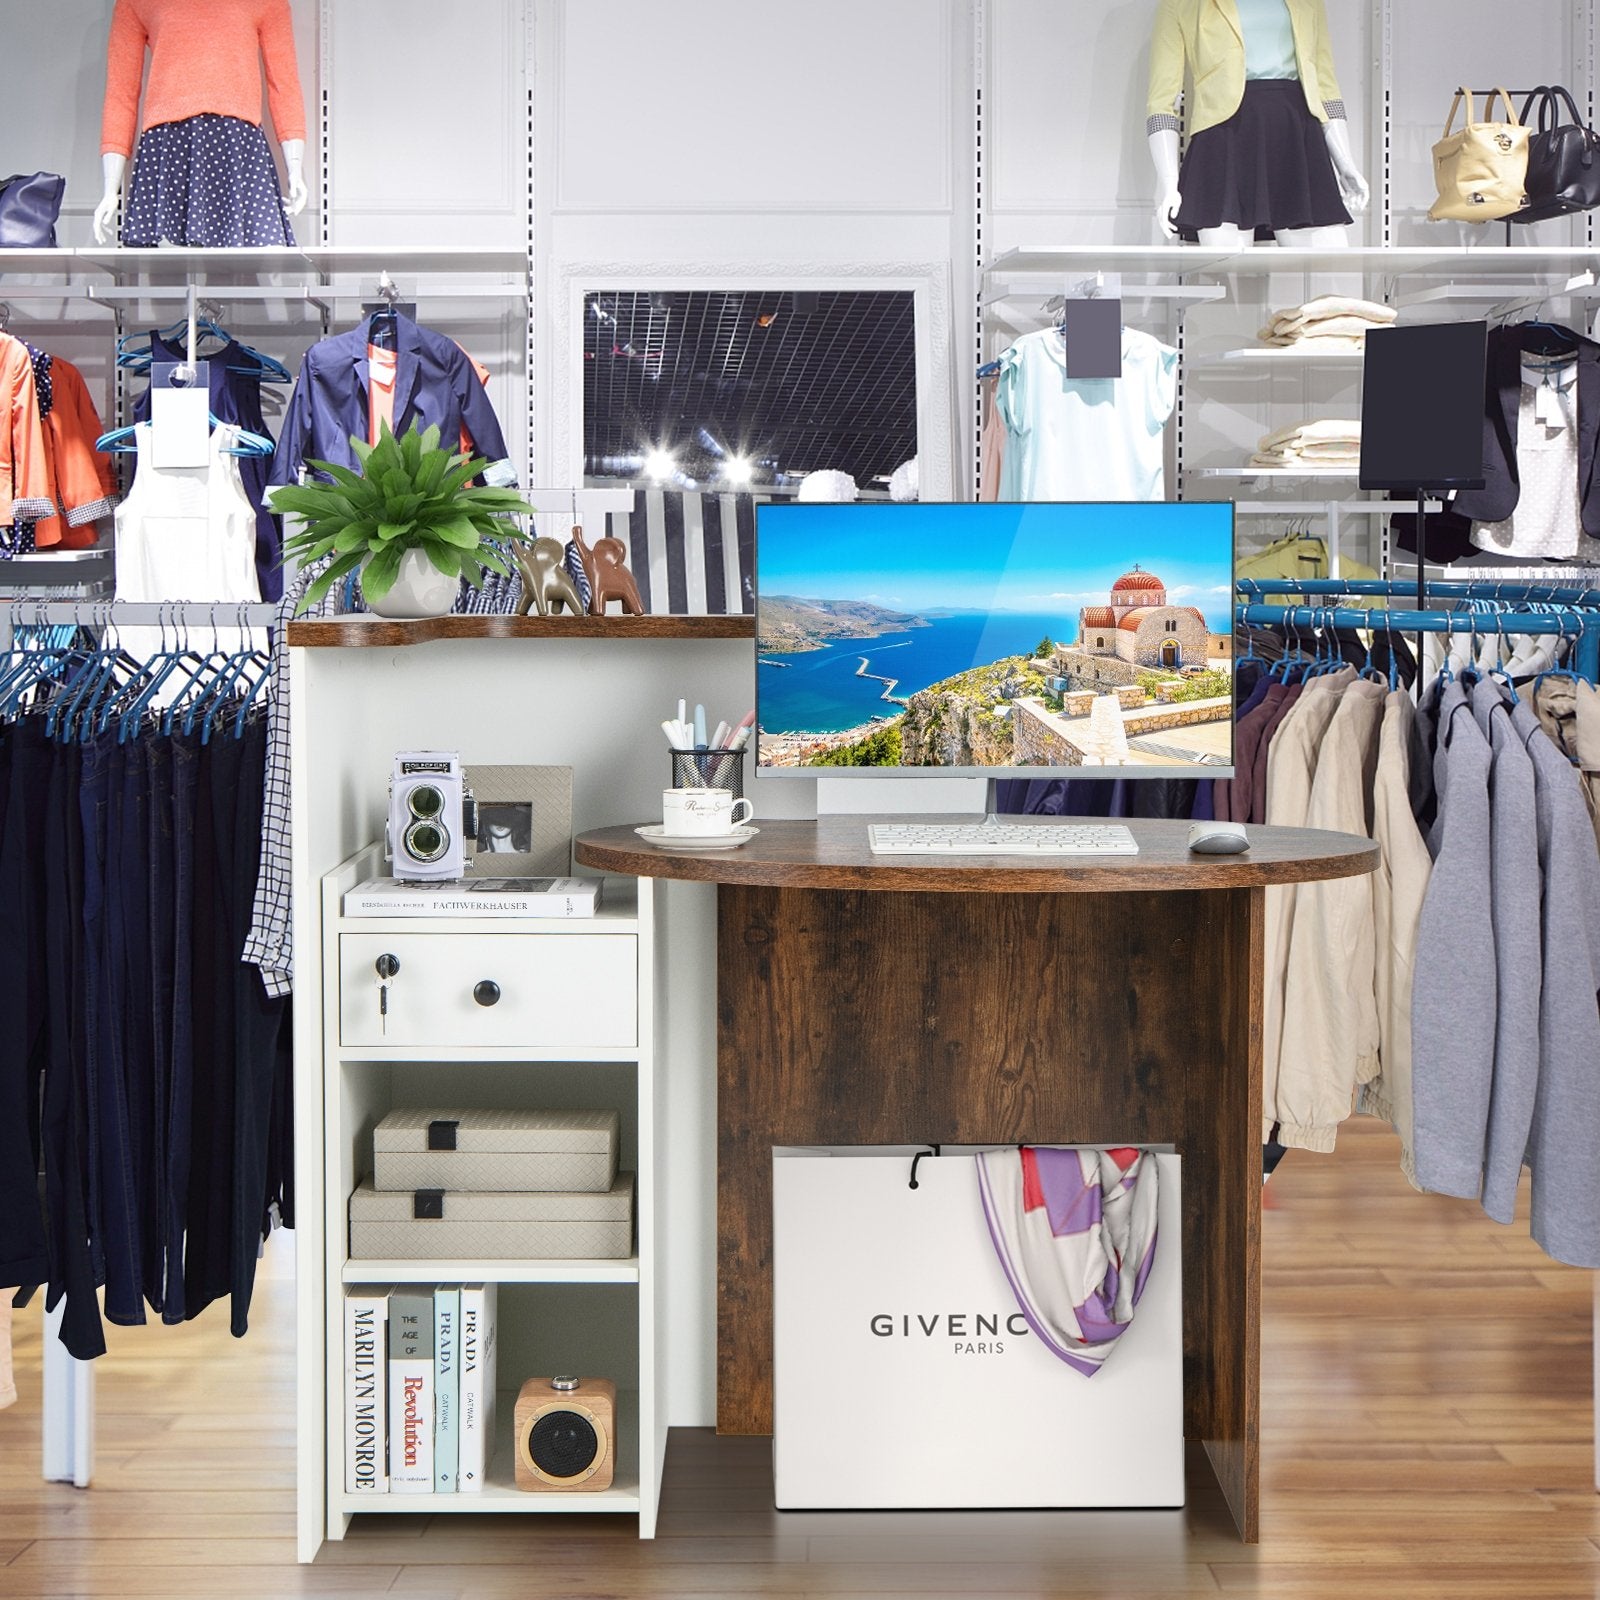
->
<box><xmin>123</xmin><ymin>113</ymin><xmax>296</xmax><ymax>249</ymax></box>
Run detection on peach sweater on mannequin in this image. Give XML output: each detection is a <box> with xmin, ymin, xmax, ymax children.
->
<box><xmin>100</xmin><ymin>0</ymin><xmax>306</xmax><ymax>159</ymax></box>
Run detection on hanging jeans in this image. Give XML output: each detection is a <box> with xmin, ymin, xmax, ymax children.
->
<box><xmin>162</xmin><ymin>732</ymin><xmax>199</xmax><ymax>1322</ymax></box>
<box><xmin>83</xmin><ymin>733</ymin><xmax>144</xmax><ymax>1325</ymax></box>
<box><xmin>0</xmin><ymin>722</ymin><xmax>50</xmax><ymax>1291</ymax></box>
<box><xmin>41</xmin><ymin>740</ymin><xmax>105</xmax><ymax>1360</ymax></box>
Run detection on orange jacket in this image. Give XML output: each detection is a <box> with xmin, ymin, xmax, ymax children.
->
<box><xmin>33</xmin><ymin>360</ymin><xmax>117</xmax><ymax>551</ymax></box>
<box><xmin>0</xmin><ymin>335</ymin><xmax>52</xmax><ymax>530</ymax></box>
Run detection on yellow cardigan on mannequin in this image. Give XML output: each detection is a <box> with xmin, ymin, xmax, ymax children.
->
<box><xmin>1146</xmin><ymin>0</ymin><xmax>1347</xmax><ymax>137</ymax></box>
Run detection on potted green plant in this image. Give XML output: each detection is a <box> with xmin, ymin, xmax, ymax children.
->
<box><xmin>271</xmin><ymin>421</ymin><xmax>538</xmax><ymax>618</ymax></box>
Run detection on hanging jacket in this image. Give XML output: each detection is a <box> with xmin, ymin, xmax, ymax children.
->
<box><xmin>1260</xmin><ymin>665</ymin><xmax>1354</xmax><ymax>1141</ymax></box>
<box><xmin>1519</xmin><ymin>699</ymin><xmax>1600</xmax><ymax>1267</ymax></box>
<box><xmin>32</xmin><ymin>359</ymin><xmax>117</xmax><ymax>551</ymax></box>
<box><xmin>0</xmin><ymin>335</ymin><xmax>53</xmax><ymax>529</ymax></box>
<box><xmin>1394</xmin><ymin>326</ymin><xmax>1600</xmax><ymax>562</ymax></box>
<box><xmin>1411</xmin><ymin>683</ymin><xmax>1496</xmax><ymax>1200</ymax></box>
<box><xmin>1146</xmin><ymin>0</ymin><xmax>1347</xmax><ymax>137</ymax></box>
<box><xmin>269</xmin><ymin>313</ymin><xmax>515</xmax><ymax>494</ymax></box>
<box><xmin>1275</xmin><ymin>677</ymin><xmax>1386</xmax><ymax>1152</ymax></box>
<box><xmin>1473</xmin><ymin>681</ymin><xmax>1542</xmax><ymax>1227</ymax></box>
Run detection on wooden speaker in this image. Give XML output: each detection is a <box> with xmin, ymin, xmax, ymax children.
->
<box><xmin>513</xmin><ymin>1376</ymin><xmax>616</xmax><ymax>1491</ymax></box>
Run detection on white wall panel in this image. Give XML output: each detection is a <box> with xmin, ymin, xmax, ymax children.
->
<box><xmin>989</xmin><ymin>0</ymin><xmax>1156</xmax><ymax>241</ymax></box>
<box><xmin>325</xmin><ymin>0</ymin><xmax>524</xmax><ymax>245</ymax></box>
<box><xmin>555</xmin><ymin>0</ymin><xmax>954</xmax><ymax>214</ymax></box>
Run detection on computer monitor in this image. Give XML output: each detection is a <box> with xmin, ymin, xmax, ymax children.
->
<box><xmin>754</xmin><ymin>501</ymin><xmax>1236</xmax><ymax>777</ymax></box>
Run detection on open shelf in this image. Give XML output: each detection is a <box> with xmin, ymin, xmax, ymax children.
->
<box><xmin>1192</xmin><ymin>467</ymin><xmax>1362</xmax><ymax>481</ymax></box>
<box><xmin>289</xmin><ymin>613</ymin><xmax>755</xmax><ymax>647</ymax></box>
<box><xmin>1188</xmin><ymin>347</ymin><xmax>1366</xmax><ymax>367</ymax></box>
<box><xmin>986</xmin><ymin>244</ymin><xmax>1600</xmax><ymax>280</ymax></box>
<box><xmin>343</xmin><ymin>1257</ymin><xmax>639</xmax><ymax>1285</ymax></box>
<box><xmin>337</xmin><ymin>1389</ymin><xmax>641</xmax><ymax>1517</ymax></box>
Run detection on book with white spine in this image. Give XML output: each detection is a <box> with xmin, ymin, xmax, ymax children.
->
<box><xmin>343</xmin><ymin>877</ymin><xmax>602</xmax><ymax>918</ymax></box>
<box><xmin>434</xmin><ymin>1287</ymin><xmax>460</xmax><ymax>1493</ymax></box>
<box><xmin>458</xmin><ymin>1284</ymin><xmax>499</xmax><ymax>1491</ymax></box>
<box><xmin>343</xmin><ymin>1287</ymin><xmax>389</xmax><ymax>1494</ymax></box>
<box><xmin>387</xmin><ymin>1288</ymin><xmax>435</xmax><ymax>1493</ymax></box>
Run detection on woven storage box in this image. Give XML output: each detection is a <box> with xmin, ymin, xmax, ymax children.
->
<box><xmin>349</xmin><ymin>1174</ymin><xmax>635</xmax><ymax>1260</ymax></box>
<box><xmin>372</xmin><ymin>1108</ymin><xmax>620</xmax><ymax>1194</ymax></box>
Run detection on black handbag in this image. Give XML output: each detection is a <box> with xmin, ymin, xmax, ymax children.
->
<box><xmin>0</xmin><ymin>172</ymin><xmax>65</xmax><ymax>248</ymax></box>
<box><xmin>1511</xmin><ymin>86</ymin><xmax>1600</xmax><ymax>223</ymax></box>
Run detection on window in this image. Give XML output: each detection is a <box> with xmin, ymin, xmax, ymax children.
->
<box><xmin>583</xmin><ymin>288</ymin><xmax>919</xmax><ymax>489</ymax></box>
<box><xmin>1095</xmin><ymin>635</ymin><xmax>1105</xmax><ymax>648</ymax></box>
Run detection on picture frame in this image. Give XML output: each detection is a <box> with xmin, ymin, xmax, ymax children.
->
<box><xmin>464</xmin><ymin>765</ymin><xmax>574</xmax><ymax>878</ymax></box>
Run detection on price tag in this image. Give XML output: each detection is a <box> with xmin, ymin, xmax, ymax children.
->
<box><xmin>1062</xmin><ymin>297</ymin><xmax>1124</xmax><ymax>380</ymax></box>
<box><xmin>149</xmin><ymin>361</ymin><xmax>212</xmax><ymax>469</ymax></box>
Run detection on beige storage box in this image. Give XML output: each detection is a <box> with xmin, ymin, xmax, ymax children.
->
<box><xmin>372</xmin><ymin>1108</ymin><xmax>620</xmax><ymax>1194</ymax></box>
<box><xmin>349</xmin><ymin>1174</ymin><xmax>635</xmax><ymax>1260</ymax></box>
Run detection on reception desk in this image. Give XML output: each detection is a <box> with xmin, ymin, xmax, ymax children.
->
<box><xmin>576</xmin><ymin>815</ymin><xmax>1378</xmax><ymax>1542</ymax></box>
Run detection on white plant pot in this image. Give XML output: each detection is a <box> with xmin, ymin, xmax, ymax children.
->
<box><xmin>365</xmin><ymin>548</ymin><xmax>458</xmax><ymax>619</ymax></box>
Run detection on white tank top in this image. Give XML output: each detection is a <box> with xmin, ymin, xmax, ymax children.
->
<box><xmin>114</xmin><ymin>421</ymin><xmax>263</xmax><ymax>605</ymax></box>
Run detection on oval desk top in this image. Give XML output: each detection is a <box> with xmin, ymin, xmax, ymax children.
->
<box><xmin>575</xmin><ymin>816</ymin><xmax>1379</xmax><ymax>893</ymax></box>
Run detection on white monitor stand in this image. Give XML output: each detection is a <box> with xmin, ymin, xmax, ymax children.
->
<box><xmin>815</xmin><ymin>776</ymin><xmax>991</xmax><ymax>816</ymax></box>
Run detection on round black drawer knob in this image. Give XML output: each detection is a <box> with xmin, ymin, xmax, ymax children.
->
<box><xmin>473</xmin><ymin>980</ymin><xmax>502</xmax><ymax>1007</ymax></box>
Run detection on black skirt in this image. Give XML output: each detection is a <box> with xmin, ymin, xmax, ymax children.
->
<box><xmin>1175</xmin><ymin>80</ymin><xmax>1352</xmax><ymax>242</ymax></box>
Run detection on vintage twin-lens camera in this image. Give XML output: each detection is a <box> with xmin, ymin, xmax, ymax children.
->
<box><xmin>386</xmin><ymin>753</ymin><xmax>476</xmax><ymax>880</ymax></box>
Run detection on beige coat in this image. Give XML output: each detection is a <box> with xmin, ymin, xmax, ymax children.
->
<box><xmin>1275</xmin><ymin>678</ymin><xmax>1386</xmax><ymax>1152</ymax></box>
<box><xmin>1260</xmin><ymin>666</ymin><xmax>1355</xmax><ymax>1140</ymax></box>
<box><xmin>1358</xmin><ymin>692</ymin><xmax>1435</xmax><ymax>1186</ymax></box>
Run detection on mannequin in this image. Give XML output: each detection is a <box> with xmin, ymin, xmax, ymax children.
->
<box><xmin>95</xmin><ymin>0</ymin><xmax>309</xmax><ymax>248</ymax></box>
<box><xmin>1146</xmin><ymin>0</ymin><xmax>1368</xmax><ymax>246</ymax></box>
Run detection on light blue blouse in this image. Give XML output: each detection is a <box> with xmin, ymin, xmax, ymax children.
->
<box><xmin>1236</xmin><ymin>0</ymin><xmax>1299</xmax><ymax>81</ymax></box>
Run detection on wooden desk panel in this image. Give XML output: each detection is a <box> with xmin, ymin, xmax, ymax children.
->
<box><xmin>577</xmin><ymin>818</ymin><xmax>1373</xmax><ymax>1544</ymax></box>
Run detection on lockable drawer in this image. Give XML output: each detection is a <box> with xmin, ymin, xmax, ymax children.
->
<box><xmin>339</xmin><ymin>932</ymin><xmax>638</xmax><ymax>1051</ymax></box>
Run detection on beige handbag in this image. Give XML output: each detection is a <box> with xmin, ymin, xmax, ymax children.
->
<box><xmin>1430</xmin><ymin>88</ymin><xmax>1531</xmax><ymax>221</ymax></box>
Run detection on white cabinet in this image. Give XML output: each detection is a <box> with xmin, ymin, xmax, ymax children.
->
<box><xmin>304</xmin><ymin>844</ymin><xmax>666</xmax><ymax>1550</ymax></box>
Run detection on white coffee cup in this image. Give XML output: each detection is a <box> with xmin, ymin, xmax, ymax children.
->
<box><xmin>662</xmin><ymin>787</ymin><xmax>754</xmax><ymax>836</ymax></box>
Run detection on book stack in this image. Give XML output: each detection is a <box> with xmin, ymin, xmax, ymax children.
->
<box><xmin>343</xmin><ymin>1283</ymin><xmax>499</xmax><ymax>1495</ymax></box>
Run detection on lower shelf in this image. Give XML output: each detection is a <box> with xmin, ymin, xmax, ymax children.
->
<box><xmin>337</xmin><ymin>1388</ymin><xmax>640</xmax><ymax>1517</ymax></box>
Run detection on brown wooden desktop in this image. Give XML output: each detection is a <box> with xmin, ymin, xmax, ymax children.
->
<box><xmin>576</xmin><ymin>815</ymin><xmax>1378</xmax><ymax>1542</ymax></box>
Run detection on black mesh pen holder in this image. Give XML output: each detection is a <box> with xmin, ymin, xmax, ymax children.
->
<box><xmin>670</xmin><ymin>749</ymin><xmax>746</xmax><ymax>801</ymax></box>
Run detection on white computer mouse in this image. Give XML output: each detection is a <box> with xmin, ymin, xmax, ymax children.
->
<box><xmin>1187</xmin><ymin>820</ymin><xmax>1251</xmax><ymax>855</ymax></box>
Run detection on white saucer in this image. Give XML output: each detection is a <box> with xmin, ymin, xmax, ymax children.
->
<box><xmin>635</xmin><ymin>824</ymin><xmax>759</xmax><ymax>851</ymax></box>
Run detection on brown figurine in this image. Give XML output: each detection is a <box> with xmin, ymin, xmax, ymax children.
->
<box><xmin>590</xmin><ymin>535</ymin><xmax>645</xmax><ymax>617</ymax></box>
<box><xmin>515</xmin><ymin>536</ymin><xmax>586</xmax><ymax>617</ymax></box>
<box><xmin>566</xmin><ymin>523</ymin><xmax>598</xmax><ymax>602</ymax></box>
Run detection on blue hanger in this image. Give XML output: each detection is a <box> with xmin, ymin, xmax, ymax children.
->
<box><xmin>95</xmin><ymin>419</ymin><xmax>276</xmax><ymax>458</ymax></box>
<box><xmin>118</xmin><ymin>321</ymin><xmax>292</xmax><ymax>384</ymax></box>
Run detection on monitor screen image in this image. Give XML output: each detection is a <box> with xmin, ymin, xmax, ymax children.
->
<box><xmin>755</xmin><ymin>501</ymin><xmax>1236</xmax><ymax>776</ymax></box>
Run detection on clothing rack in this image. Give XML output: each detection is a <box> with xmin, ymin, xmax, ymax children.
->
<box><xmin>1235</xmin><ymin>577</ymin><xmax>1600</xmax><ymax>682</ymax></box>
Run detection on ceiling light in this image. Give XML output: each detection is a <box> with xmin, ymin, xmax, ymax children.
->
<box><xmin>644</xmin><ymin>448</ymin><xmax>675</xmax><ymax>481</ymax></box>
<box><xmin>724</xmin><ymin>457</ymin><xmax>754</xmax><ymax>486</ymax></box>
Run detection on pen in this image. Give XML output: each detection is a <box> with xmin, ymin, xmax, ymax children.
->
<box><xmin>694</xmin><ymin>704</ymin><xmax>707</xmax><ymax>748</ymax></box>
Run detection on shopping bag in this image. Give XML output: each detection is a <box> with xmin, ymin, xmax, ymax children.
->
<box><xmin>772</xmin><ymin>1145</ymin><xmax>1184</xmax><ymax>1510</ymax></box>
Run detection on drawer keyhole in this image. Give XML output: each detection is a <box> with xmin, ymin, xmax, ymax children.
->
<box><xmin>473</xmin><ymin>980</ymin><xmax>502</xmax><ymax>1008</ymax></box>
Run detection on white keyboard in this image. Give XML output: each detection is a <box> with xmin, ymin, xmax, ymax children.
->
<box><xmin>867</xmin><ymin>820</ymin><xmax>1140</xmax><ymax>856</ymax></box>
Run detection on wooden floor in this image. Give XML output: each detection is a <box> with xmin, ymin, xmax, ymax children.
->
<box><xmin>1</xmin><ymin>1117</ymin><xmax>1596</xmax><ymax>1598</ymax></box>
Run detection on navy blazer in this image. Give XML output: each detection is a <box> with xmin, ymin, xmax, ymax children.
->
<box><xmin>269</xmin><ymin>313</ymin><xmax>515</xmax><ymax>490</ymax></box>
<box><xmin>1394</xmin><ymin>325</ymin><xmax>1600</xmax><ymax>563</ymax></box>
